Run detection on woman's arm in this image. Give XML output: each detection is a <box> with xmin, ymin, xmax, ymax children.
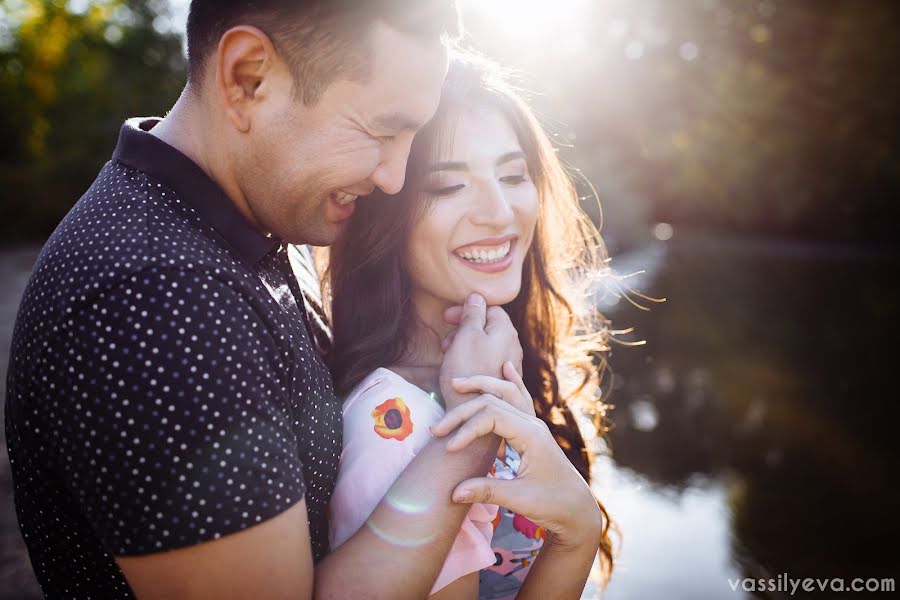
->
<box><xmin>325</xmin><ymin>370</ymin><xmax>497</xmax><ymax>595</ymax></box>
<box><xmin>430</xmin><ymin>392</ymin><xmax>608</xmax><ymax>600</ymax></box>
<box><xmin>117</xmin><ymin>296</ymin><xmax>510</xmax><ymax>600</ymax></box>
<box><xmin>430</xmin><ymin>572</ymin><xmax>480</xmax><ymax>600</ymax></box>
<box><xmin>515</xmin><ymin>529</ymin><xmax>603</xmax><ymax>600</ymax></box>
<box><xmin>317</xmin><ymin>296</ymin><xmax>510</xmax><ymax>599</ymax></box>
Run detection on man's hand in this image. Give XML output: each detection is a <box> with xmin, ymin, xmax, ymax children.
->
<box><xmin>439</xmin><ymin>293</ymin><xmax>523</xmax><ymax>409</ymax></box>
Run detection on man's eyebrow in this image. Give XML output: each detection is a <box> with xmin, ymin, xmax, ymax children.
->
<box><xmin>427</xmin><ymin>151</ymin><xmax>527</xmax><ymax>174</ymax></box>
<box><xmin>427</xmin><ymin>161</ymin><xmax>468</xmax><ymax>173</ymax></box>
<box><xmin>372</xmin><ymin>112</ymin><xmax>422</xmax><ymax>133</ymax></box>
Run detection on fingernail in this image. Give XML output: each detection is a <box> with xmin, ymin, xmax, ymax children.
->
<box><xmin>465</xmin><ymin>293</ymin><xmax>485</xmax><ymax>307</ymax></box>
<box><xmin>454</xmin><ymin>489</ymin><xmax>473</xmax><ymax>502</ymax></box>
<box><xmin>451</xmin><ymin>377</ymin><xmax>465</xmax><ymax>384</ymax></box>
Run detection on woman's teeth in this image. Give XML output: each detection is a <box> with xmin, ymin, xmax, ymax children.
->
<box><xmin>456</xmin><ymin>241</ymin><xmax>512</xmax><ymax>264</ymax></box>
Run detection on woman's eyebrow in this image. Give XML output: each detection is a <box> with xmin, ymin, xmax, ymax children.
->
<box><xmin>496</xmin><ymin>151</ymin><xmax>526</xmax><ymax>166</ymax></box>
<box><xmin>427</xmin><ymin>150</ymin><xmax>526</xmax><ymax>174</ymax></box>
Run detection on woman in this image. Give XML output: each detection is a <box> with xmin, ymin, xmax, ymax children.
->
<box><xmin>324</xmin><ymin>51</ymin><xmax>615</xmax><ymax>599</ymax></box>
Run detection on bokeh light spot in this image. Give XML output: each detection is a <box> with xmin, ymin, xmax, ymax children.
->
<box><xmin>653</xmin><ymin>222</ymin><xmax>674</xmax><ymax>241</ymax></box>
<box><xmin>750</xmin><ymin>23</ymin><xmax>771</xmax><ymax>43</ymax></box>
<box><xmin>679</xmin><ymin>41</ymin><xmax>700</xmax><ymax>61</ymax></box>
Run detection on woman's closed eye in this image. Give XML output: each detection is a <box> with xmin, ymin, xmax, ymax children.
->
<box><xmin>426</xmin><ymin>184</ymin><xmax>466</xmax><ymax>198</ymax></box>
<box><xmin>500</xmin><ymin>174</ymin><xmax>528</xmax><ymax>186</ymax></box>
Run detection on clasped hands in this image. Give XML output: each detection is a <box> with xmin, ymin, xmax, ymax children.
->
<box><xmin>435</xmin><ymin>293</ymin><xmax>603</xmax><ymax>550</ymax></box>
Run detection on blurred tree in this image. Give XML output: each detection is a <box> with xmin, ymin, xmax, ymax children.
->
<box><xmin>0</xmin><ymin>0</ymin><xmax>185</xmax><ymax>242</ymax></box>
<box><xmin>463</xmin><ymin>0</ymin><xmax>900</xmax><ymax>246</ymax></box>
<box><xmin>3</xmin><ymin>0</ymin><xmax>900</xmax><ymax>245</ymax></box>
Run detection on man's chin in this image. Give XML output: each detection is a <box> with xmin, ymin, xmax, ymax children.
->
<box><xmin>302</xmin><ymin>221</ymin><xmax>347</xmax><ymax>248</ymax></box>
<box><xmin>271</xmin><ymin>212</ymin><xmax>345</xmax><ymax>247</ymax></box>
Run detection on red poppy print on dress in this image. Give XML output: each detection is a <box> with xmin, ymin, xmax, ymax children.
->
<box><xmin>371</xmin><ymin>397</ymin><xmax>414</xmax><ymax>441</ymax></box>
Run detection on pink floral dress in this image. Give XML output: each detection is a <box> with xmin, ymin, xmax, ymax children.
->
<box><xmin>328</xmin><ymin>368</ymin><xmax>544</xmax><ymax>598</ymax></box>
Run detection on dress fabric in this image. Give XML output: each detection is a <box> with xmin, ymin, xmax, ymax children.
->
<box><xmin>329</xmin><ymin>368</ymin><xmax>544</xmax><ymax>598</ymax></box>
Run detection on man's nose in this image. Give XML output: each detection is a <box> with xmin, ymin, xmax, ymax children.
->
<box><xmin>371</xmin><ymin>148</ymin><xmax>409</xmax><ymax>196</ymax></box>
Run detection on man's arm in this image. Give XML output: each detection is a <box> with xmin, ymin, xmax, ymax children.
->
<box><xmin>117</xmin><ymin>434</ymin><xmax>498</xmax><ymax>600</ymax></box>
<box><xmin>118</xmin><ymin>500</ymin><xmax>314</xmax><ymax>599</ymax></box>
<box><xmin>117</xmin><ymin>294</ymin><xmax>513</xmax><ymax>599</ymax></box>
<box><xmin>316</xmin><ymin>433</ymin><xmax>499</xmax><ymax>598</ymax></box>
<box><xmin>316</xmin><ymin>294</ymin><xmax>510</xmax><ymax>599</ymax></box>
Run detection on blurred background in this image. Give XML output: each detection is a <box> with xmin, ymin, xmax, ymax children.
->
<box><xmin>2</xmin><ymin>1</ymin><xmax>899</xmax><ymax>598</ymax></box>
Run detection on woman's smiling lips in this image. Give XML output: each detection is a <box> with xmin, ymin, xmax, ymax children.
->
<box><xmin>452</xmin><ymin>234</ymin><xmax>518</xmax><ymax>273</ymax></box>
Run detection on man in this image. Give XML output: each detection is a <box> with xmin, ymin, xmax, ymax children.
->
<box><xmin>5</xmin><ymin>1</ymin><xmax>525</xmax><ymax>597</ymax></box>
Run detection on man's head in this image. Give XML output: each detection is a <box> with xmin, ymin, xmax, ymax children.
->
<box><xmin>185</xmin><ymin>1</ymin><xmax>459</xmax><ymax>245</ymax></box>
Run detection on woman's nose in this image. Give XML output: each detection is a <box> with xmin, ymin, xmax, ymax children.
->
<box><xmin>470</xmin><ymin>181</ymin><xmax>515</xmax><ymax>227</ymax></box>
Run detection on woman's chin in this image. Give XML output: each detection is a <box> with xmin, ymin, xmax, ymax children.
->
<box><xmin>458</xmin><ymin>286</ymin><xmax>520</xmax><ymax>307</ymax></box>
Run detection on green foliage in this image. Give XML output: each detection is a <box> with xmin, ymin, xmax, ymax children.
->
<box><xmin>0</xmin><ymin>0</ymin><xmax>186</xmax><ymax>241</ymax></box>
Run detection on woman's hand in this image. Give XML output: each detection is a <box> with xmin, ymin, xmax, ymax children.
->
<box><xmin>438</xmin><ymin>295</ymin><xmax>523</xmax><ymax>409</ymax></box>
<box><xmin>447</xmin><ymin>361</ymin><xmax>536</xmax><ymax>417</ymax></box>
<box><xmin>428</xmin><ymin>394</ymin><xmax>603</xmax><ymax>550</ymax></box>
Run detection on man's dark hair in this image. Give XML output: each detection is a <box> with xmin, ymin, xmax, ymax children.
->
<box><xmin>186</xmin><ymin>0</ymin><xmax>461</xmax><ymax>104</ymax></box>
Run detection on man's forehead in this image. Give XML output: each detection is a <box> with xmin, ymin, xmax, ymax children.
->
<box><xmin>363</xmin><ymin>23</ymin><xmax>448</xmax><ymax>125</ymax></box>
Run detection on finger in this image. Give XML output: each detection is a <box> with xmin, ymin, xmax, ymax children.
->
<box><xmin>457</xmin><ymin>293</ymin><xmax>486</xmax><ymax>332</ymax></box>
<box><xmin>446</xmin><ymin>402</ymin><xmax>533</xmax><ymax>453</ymax></box>
<box><xmin>451</xmin><ymin>375</ymin><xmax>530</xmax><ymax>414</ymax></box>
<box><xmin>440</xmin><ymin>329</ymin><xmax>457</xmax><ymax>353</ymax></box>
<box><xmin>483</xmin><ymin>305</ymin><xmax>513</xmax><ymax>333</ymax></box>
<box><xmin>450</xmin><ymin>375</ymin><xmax>516</xmax><ymax>398</ymax></box>
<box><xmin>443</xmin><ymin>305</ymin><xmax>464</xmax><ymax>326</ymax></box>
<box><xmin>430</xmin><ymin>394</ymin><xmax>515</xmax><ymax>436</ymax></box>
<box><xmin>452</xmin><ymin>477</ymin><xmax>525</xmax><ymax>509</ymax></box>
<box><xmin>502</xmin><ymin>361</ymin><xmax>533</xmax><ymax>411</ymax></box>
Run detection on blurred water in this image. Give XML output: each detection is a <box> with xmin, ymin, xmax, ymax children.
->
<box><xmin>590</xmin><ymin>461</ymin><xmax>748</xmax><ymax>600</ymax></box>
<box><xmin>1</xmin><ymin>239</ymin><xmax>898</xmax><ymax>599</ymax></box>
<box><xmin>592</xmin><ymin>237</ymin><xmax>900</xmax><ymax>599</ymax></box>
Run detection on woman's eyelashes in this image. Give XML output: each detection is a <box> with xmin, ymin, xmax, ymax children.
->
<box><xmin>500</xmin><ymin>173</ymin><xmax>527</xmax><ymax>186</ymax></box>
<box><xmin>425</xmin><ymin>171</ymin><xmax>529</xmax><ymax>198</ymax></box>
<box><xmin>426</xmin><ymin>183</ymin><xmax>466</xmax><ymax>198</ymax></box>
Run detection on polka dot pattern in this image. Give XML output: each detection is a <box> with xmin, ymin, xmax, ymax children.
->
<box><xmin>5</xmin><ymin>119</ymin><xmax>341</xmax><ymax>598</ymax></box>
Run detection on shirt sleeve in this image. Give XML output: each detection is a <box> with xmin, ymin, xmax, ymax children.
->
<box><xmin>45</xmin><ymin>266</ymin><xmax>307</xmax><ymax>556</ymax></box>
<box><xmin>328</xmin><ymin>371</ymin><xmax>498</xmax><ymax>594</ymax></box>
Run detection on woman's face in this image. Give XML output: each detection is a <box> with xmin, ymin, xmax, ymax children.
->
<box><xmin>406</xmin><ymin>107</ymin><xmax>539</xmax><ymax>310</ymax></box>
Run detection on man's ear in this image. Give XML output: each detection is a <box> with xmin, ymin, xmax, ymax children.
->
<box><xmin>215</xmin><ymin>26</ymin><xmax>280</xmax><ymax>133</ymax></box>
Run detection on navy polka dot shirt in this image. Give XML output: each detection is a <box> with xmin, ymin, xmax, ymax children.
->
<box><xmin>4</xmin><ymin>118</ymin><xmax>342</xmax><ymax>598</ymax></box>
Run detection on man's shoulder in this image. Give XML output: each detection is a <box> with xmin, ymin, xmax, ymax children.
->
<box><xmin>24</xmin><ymin>160</ymin><xmax>248</xmax><ymax>318</ymax></box>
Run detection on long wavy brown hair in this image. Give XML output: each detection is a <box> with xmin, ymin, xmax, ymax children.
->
<box><xmin>322</xmin><ymin>50</ymin><xmax>616</xmax><ymax>577</ymax></box>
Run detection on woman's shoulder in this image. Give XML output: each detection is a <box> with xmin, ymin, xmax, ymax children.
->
<box><xmin>342</xmin><ymin>367</ymin><xmax>444</xmax><ymax>422</ymax></box>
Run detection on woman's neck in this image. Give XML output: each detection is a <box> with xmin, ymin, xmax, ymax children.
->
<box><xmin>389</xmin><ymin>292</ymin><xmax>454</xmax><ymax>389</ymax></box>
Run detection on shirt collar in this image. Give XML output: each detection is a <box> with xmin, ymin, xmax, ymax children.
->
<box><xmin>112</xmin><ymin>117</ymin><xmax>279</xmax><ymax>266</ymax></box>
